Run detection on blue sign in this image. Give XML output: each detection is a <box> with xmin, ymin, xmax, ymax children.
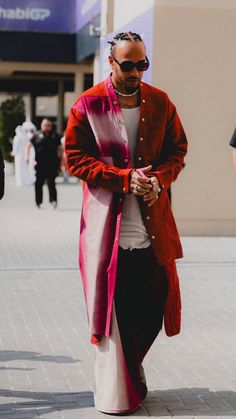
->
<box><xmin>0</xmin><ymin>0</ymin><xmax>76</xmax><ymax>33</ymax></box>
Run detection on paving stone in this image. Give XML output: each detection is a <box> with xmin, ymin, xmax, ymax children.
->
<box><xmin>1</xmin><ymin>176</ymin><xmax>236</xmax><ymax>418</ymax></box>
<box><xmin>144</xmin><ymin>405</ymin><xmax>170</xmax><ymax>415</ymax></box>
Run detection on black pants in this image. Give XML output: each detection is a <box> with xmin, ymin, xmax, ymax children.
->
<box><xmin>35</xmin><ymin>170</ymin><xmax>57</xmax><ymax>205</ymax></box>
<box><xmin>115</xmin><ymin>246</ymin><xmax>168</xmax><ymax>393</ymax></box>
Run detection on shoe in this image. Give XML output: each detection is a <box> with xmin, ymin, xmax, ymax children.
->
<box><xmin>141</xmin><ymin>382</ymin><xmax>148</xmax><ymax>400</ymax></box>
<box><xmin>36</xmin><ymin>204</ymin><xmax>42</xmax><ymax>209</ymax></box>
<box><xmin>50</xmin><ymin>201</ymin><xmax>57</xmax><ymax>209</ymax></box>
<box><xmin>139</xmin><ymin>365</ymin><xmax>147</xmax><ymax>400</ymax></box>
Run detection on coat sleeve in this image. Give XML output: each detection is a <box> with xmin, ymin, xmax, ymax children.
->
<box><xmin>65</xmin><ymin>98</ymin><xmax>132</xmax><ymax>193</ymax></box>
<box><xmin>149</xmin><ymin>99</ymin><xmax>188</xmax><ymax>190</ymax></box>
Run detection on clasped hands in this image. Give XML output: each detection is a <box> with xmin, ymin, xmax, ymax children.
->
<box><xmin>130</xmin><ymin>165</ymin><xmax>160</xmax><ymax>207</ymax></box>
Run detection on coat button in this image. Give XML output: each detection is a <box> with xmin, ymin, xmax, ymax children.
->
<box><xmin>124</xmin><ymin>158</ymin><xmax>128</xmax><ymax>163</ymax></box>
<box><xmin>146</xmin><ymin>216</ymin><xmax>150</xmax><ymax>220</ymax></box>
<box><xmin>142</xmin><ymin>99</ymin><xmax>146</xmax><ymax>103</ymax></box>
<box><xmin>123</xmin><ymin>187</ymin><xmax>126</xmax><ymax>192</ymax></box>
<box><xmin>151</xmin><ymin>235</ymin><xmax>155</xmax><ymax>239</ymax></box>
<box><xmin>140</xmin><ymin>137</ymin><xmax>144</xmax><ymax>141</ymax></box>
<box><xmin>138</xmin><ymin>157</ymin><xmax>142</xmax><ymax>161</ymax></box>
<box><xmin>142</xmin><ymin>118</ymin><xmax>145</xmax><ymax>122</ymax></box>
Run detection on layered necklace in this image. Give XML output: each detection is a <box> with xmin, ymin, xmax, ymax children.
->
<box><xmin>114</xmin><ymin>87</ymin><xmax>139</xmax><ymax>97</ymax></box>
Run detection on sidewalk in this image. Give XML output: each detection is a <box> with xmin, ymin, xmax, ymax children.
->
<box><xmin>0</xmin><ymin>175</ymin><xmax>236</xmax><ymax>419</ymax></box>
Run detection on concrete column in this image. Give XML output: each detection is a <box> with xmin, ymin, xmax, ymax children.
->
<box><xmin>74</xmin><ymin>70</ymin><xmax>84</xmax><ymax>95</ymax></box>
<box><xmin>101</xmin><ymin>0</ymin><xmax>114</xmax><ymax>36</ymax></box>
<box><xmin>29</xmin><ymin>93</ymin><xmax>36</xmax><ymax>123</ymax></box>
<box><xmin>57</xmin><ymin>80</ymin><xmax>64</xmax><ymax>135</ymax></box>
<box><xmin>93</xmin><ymin>50</ymin><xmax>100</xmax><ymax>85</ymax></box>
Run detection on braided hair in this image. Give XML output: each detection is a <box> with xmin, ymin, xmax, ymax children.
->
<box><xmin>108</xmin><ymin>31</ymin><xmax>143</xmax><ymax>54</ymax></box>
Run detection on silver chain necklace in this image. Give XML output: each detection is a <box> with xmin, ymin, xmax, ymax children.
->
<box><xmin>114</xmin><ymin>87</ymin><xmax>139</xmax><ymax>97</ymax></box>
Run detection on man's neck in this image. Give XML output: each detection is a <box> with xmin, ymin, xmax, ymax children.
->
<box><xmin>111</xmin><ymin>77</ymin><xmax>140</xmax><ymax>108</ymax></box>
<box><xmin>111</xmin><ymin>75</ymin><xmax>139</xmax><ymax>95</ymax></box>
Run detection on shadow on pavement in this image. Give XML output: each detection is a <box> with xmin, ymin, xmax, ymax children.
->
<box><xmin>143</xmin><ymin>388</ymin><xmax>236</xmax><ymax>416</ymax></box>
<box><xmin>0</xmin><ymin>367</ymin><xmax>35</xmax><ymax>371</ymax></box>
<box><xmin>0</xmin><ymin>350</ymin><xmax>79</xmax><ymax>364</ymax></box>
<box><xmin>0</xmin><ymin>388</ymin><xmax>236</xmax><ymax>417</ymax></box>
<box><xmin>0</xmin><ymin>389</ymin><xmax>94</xmax><ymax>418</ymax></box>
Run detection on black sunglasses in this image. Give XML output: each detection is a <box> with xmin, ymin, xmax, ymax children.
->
<box><xmin>111</xmin><ymin>54</ymin><xmax>149</xmax><ymax>72</ymax></box>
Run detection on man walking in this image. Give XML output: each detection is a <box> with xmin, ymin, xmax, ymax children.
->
<box><xmin>28</xmin><ymin>119</ymin><xmax>62</xmax><ymax>208</ymax></box>
<box><xmin>65</xmin><ymin>32</ymin><xmax>187</xmax><ymax>414</ymax></box>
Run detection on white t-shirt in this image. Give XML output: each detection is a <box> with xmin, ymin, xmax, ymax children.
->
<box><xmin>119</xmin><ymin>107</ymin><xmax>151</xmax><ymax>250</ymax></box>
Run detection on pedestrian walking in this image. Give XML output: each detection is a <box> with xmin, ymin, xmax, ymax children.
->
<box><xmin>12</xmin><ymin>122</ymin><xmax>36</xmax><ymax>187</ymax></box>
<box><xmin>22</xmin><ymin>121</ymin><xmax>37</xmax><ymax>182</ymax></box>
<box><xmin>229</xmin><ymin>127</ymin><xmax>236</xmax><ymax>172</ymax></box>
<box><xmin>27</xmin><ymin>119</ymin><xmax>63</xmax><ymax>209</ymax></box>
<box><xmin>0</xmin><ymin>147</ymin><xmax>4</xmax><ymax>200</ymax></box>
<box><xmin>65</xmin><ymin>31</ymin><xmax>188</xmax><ymax>415</ymax></box>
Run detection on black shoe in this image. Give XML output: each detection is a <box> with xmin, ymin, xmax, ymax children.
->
<box><xmin>139</xmin><ymin>365</ymin><xmax>148</xmax><ymax>400</ymax></box>
<box><xmin>141</xmin><ymin>382</ymin><xmax>148</xmax><ymax>400</ymax></box>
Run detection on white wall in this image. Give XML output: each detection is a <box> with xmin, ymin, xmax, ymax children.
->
<box><xmin>152</xmin><ymin>0</ymin><xmax>236</xmax><ymax>235</ymax></box>
<box><xmin>113</xmin><ymin>0</ymin><xmax>154</xmax><ymax>31</ymax></box>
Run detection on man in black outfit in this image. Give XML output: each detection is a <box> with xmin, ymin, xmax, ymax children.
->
<box><xmin>27</xmin><ymin>119</ymin><xmax>62</xmax><ymax>208</ymax></box>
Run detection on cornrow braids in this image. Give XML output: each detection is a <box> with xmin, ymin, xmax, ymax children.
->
<box><xmin>107</xmin><ymin>31</ymin><xmax>143</xmax><ymax>54</ymax></box>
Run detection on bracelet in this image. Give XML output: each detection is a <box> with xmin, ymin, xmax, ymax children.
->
<box><xmin>156</xmin><ymin>186</ymin><xmax>161</xmax><ymax>197</ymax></box>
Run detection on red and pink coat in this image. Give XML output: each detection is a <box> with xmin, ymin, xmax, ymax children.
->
<box><xmin>65</xmin><ymin>76</ymin><xmax>188</xmax><ymax>340</ymax></box>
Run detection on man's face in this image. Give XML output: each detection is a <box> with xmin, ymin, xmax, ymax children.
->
<box><xmin>41</xmin><ymin>119</ymin><xmax>52</xmax><ymax>134</ymax></box>
<box><xmin>109</xmin><ymin>41</ymin><xmax>147</xmax><ymax>93</ymax></box>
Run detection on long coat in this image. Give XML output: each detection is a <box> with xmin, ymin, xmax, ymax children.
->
<box><xmin>65</xmin><ymin>76</ymin><xmax>188</xmax><ymax>339</ymax></box>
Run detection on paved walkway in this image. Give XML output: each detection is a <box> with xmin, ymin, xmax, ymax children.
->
<box><xmin>0</xmin><ymin>175</ymin><xmax>236</xmax><ymax>419</ymax></box>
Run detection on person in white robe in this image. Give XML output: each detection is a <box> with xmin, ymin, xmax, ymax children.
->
<box><xmin>12</xmin><ymin>122</ymin><xmax>36</xmax><ymax>186</ymax></box>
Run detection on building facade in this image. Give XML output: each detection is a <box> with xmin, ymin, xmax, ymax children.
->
<box><xmin>0</xmin><ymin>0</ymin><xmax>101</xmax><ymax>132</ymax></box>
<box><xmin>1</xmin><ymin>0</ymin><xmax>235</xmax><ymax>235</ymax></box>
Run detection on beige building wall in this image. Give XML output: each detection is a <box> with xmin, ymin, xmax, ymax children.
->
<box><xmin>152</xmin><ymin>0</ymin><xmax>236</xmax><ymax>235</ymax></box>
